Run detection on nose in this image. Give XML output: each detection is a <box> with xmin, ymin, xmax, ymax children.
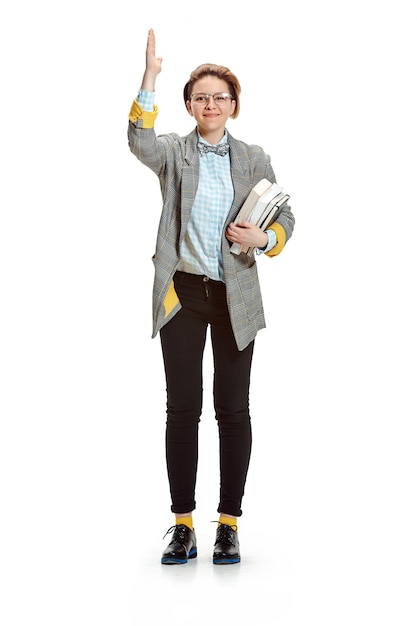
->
<box><xmin>205</xmin><ymin>95</ymin><xmax>216</xmax><ymax>107</ymax></box>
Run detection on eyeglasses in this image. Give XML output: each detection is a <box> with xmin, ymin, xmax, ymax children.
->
<box><xmin>190</xmin><ymin>92</ymin><xmax>234</xmax><ymax>106</ymax></box>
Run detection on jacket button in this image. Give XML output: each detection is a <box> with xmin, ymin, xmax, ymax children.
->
<box><xmin>203</xmin><ymin>276</ymin><xmax>209</xmax><ymax>282</ymax></box>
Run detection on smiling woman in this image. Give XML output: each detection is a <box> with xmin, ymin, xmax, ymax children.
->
<box><xmin>127</xmin><ymin>28</ymin><xmax>295</xmax><ymax>566</ymax></box>
<box><xmin>185</xmin><ymin>76</ymin><xmax>236</xmax><ymax>144</ymax></box>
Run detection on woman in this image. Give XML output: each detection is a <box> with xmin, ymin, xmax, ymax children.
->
<box><xmin>128</xmin><ymin>29</ymin><xmax>295</xmax><ymax>565</ymax></box>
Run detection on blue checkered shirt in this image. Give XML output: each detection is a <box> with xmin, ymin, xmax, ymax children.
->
<box><xmin>137</xmin><ymin>90</ymin><xmax>276</xmax><ymax>281</ymax></box>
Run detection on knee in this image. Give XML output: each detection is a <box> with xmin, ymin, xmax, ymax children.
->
<box><xmin>166</xmin><ymin>407</ymin><xmax>202</xmax><ymax>428</ymax></box>
<box><xmin>215</xmin><ymin>406</ymin><xmax>251</xmax><ymax>428</ymax></box>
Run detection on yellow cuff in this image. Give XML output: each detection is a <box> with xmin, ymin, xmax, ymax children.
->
<box><xmin>163</xmin><ymin>280</ymin><xmax>179</xmax><ymax>318</ymax></box>
<box><xmin>128</xmin><ymin>99</ymin><xmax>159</xmax><ymax>128</ymax></box>
<box><xmin>265</xmin><ymin>223</ymin><xmax>286</xmax><ymax>257</ymax></box>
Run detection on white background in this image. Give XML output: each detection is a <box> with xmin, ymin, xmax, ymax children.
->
<box><xmin>1</xmin><ymin>0</ymin><xmax>416</xmax><ymax>624</ymax></box>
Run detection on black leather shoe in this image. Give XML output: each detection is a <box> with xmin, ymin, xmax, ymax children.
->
<box><xmin>213</xmin><ymin>523</ymin><xmax>240</xmax><ymax>564</ymax></box>
<box><xmin>161</xmin><ymin>524</ymin><xmax>197</xmax><ymax>564</ymax></box>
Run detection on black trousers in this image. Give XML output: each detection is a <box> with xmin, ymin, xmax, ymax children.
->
<box><xmin>160</xmin><ymin>271</ymin><xmax>254</xmax><ymax>517</ymax></box>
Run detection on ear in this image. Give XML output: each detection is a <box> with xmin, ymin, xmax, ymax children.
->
<box><xmin>230</xmin><ymin>99</ymin><xmax>236</xmax><ymax>117</ymax></box>
<box><xmin>186</xmin><ymin>101</ymin><xmax>193</xmax><ymax>116</ymax></box>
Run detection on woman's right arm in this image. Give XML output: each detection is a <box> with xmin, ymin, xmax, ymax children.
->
<box><xmin>128</xmin><ymin>30</ymin><xmax>164</xmax><ymax>173</ymax></box>
<box><xmin>129</xmin><ymin>28</ymin><xmax>161</xmax><ymax>118</ymax></box>
<box><xmin>136</xmin><ymin>28</ymin><xmax>161</xmax><ymax>113</ymax></box>
<box><xmin>140</xmin><ymin>28</ymin><xmax>162</xmax><ymax>92</ymax></box>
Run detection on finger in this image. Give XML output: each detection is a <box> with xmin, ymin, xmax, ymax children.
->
<box><xmin>147</xmin><ymin>29</ymin><xmax>156</xmax><ymax>52</ymax></box>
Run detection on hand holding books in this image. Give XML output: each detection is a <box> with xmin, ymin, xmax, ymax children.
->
<box><xmin>226</xmin><ymin>221</ymin><xmax>269</xmax><ymax>251</ymax></box>
<box><xmin>229</xmin><ymin>179</ymin><xmax>290</xmax><ymax>256</ymax></box>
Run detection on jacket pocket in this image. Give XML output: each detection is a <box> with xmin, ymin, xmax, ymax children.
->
<box><xmin>236</xmin><ymin>267</ymin><xmax>263</xmax><ymax>321</ymax></box>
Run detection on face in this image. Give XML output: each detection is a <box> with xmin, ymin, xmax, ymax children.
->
<box><xmin>186</xmin><ymin>76</ymin><xmax>236</xmax><ymax>143</ymax></box>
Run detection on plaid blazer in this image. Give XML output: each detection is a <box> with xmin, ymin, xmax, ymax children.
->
<box><xmin>128</xmin><ymin>121</ymin><xmax>295</xmax><ymax>351</ymax></box>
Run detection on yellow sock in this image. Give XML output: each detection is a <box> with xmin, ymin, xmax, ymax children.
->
<box><xmin>176</xmin><ymin>516</ymin><xmax>193</xmax><ymax>530</ymax></box>
<box><xmin>218</xmin><ymin>515</ymin><xmax>237</xmax><ymax>529</ymax></box>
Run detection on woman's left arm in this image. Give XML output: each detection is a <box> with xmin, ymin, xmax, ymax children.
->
<box><xmin>225</xmin><ymin>200</ymin><xmax>295</xmax><ymax>256</ymax></box>
<box><xmin>226</xmin><ymin>143</ymin><xmax>295</xmax><ymax>255</ymax></box>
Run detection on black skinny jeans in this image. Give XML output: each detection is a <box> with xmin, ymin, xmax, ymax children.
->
<box><xmin>160</xmin><ymin>271</ymin><xmax>254</xmax><ymax>517</ymax></box>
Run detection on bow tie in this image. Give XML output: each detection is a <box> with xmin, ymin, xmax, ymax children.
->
<box><xmin>197</xmin><ymin>141</ymin><xmax>230</xmax><ymax>157</ymax></box>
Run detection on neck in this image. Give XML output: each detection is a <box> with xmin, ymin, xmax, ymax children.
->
<box><xmin>197</xmin><ymin>127</ymin><xmax>226</xmax><ymax>145</ymax></box>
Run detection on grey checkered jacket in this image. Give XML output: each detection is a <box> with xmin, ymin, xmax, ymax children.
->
<box><xmin>128</xmin><ymin>122</ymin><xmax>295</xmax><ymax>351</ymax></box>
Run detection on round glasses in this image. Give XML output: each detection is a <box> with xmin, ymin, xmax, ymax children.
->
<box><xmin>190</xmin><ymin>92</ymin><xmax>234</xmax><ymax>106</ymax></box>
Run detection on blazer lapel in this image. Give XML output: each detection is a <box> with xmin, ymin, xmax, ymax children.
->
<box><xmin>180</xmin><ymin>129</ymin><xmax>200</xmax><ymax>241</ymax></box>
<box><xmin>227</xmin><ymin>133</ymin><xmax>253</xmax><ymax>223</ymax></box>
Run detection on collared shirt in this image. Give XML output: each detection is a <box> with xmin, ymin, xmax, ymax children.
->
<box><xmin>137</xmin><ymin>90</ymin><xmax>276</xmax><ymax>280</ymax></box>
<box><xmin>179</xmin><ymin>132</ymin><xmax>233</xmax><ymax>281</ymax></box>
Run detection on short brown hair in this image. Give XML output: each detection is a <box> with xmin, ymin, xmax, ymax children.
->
<box><xmin>183</xmin><ymin>63</ymin><xmax>241</xmax><ymax>119</ymax></box>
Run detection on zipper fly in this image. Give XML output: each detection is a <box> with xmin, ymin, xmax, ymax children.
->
<box><xmin>203</xmin><ymin>276</ymin><xmax>209</xmax><ymax>299</ymax></box>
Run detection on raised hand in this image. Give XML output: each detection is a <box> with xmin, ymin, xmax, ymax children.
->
<box><xmin>141</xmin><ymin>29</ymin><xmax>162</xmax><ymax>90</ymax></box>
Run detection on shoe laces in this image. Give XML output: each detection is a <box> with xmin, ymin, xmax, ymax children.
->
<box><xmin>214</xmin><ymin>523</ymin><xmax>238</xmax><ymax>546</ymax></box>
<box><xmin>162</xmin><ymin>524</ymin><xmax>188</xmax><ymax>541</ymax></box>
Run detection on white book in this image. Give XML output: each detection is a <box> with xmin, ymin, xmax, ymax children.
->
<box><xmin>256</xmin><ymin>192</ymin><xmax>288</xmax><ymax>231</ymax></box>
<box><xmin>233</xmin><ymin>179</ymin><xmax>273</xmax><ymax>226</ymax></box>
<box><xmin>248</xmin><ymin>183</ymin><xmax>284</xmax><ymax>226</ymax></box>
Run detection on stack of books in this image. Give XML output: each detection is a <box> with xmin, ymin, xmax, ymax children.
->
<box><xmin>230</xmin><ymin>179</ymin><xmax>290</xmax><ymax>255</ymax></box>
